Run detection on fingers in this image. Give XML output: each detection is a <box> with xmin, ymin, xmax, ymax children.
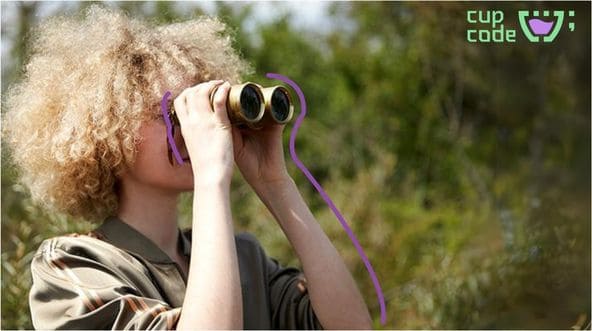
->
<box><xmin>211</xmin><ymin>82</ymin><xmax>231</xmax><ymax>127</ymax></box>
<box><xmin>185</xmin><ymin>80</ymin><xmax>224</xmax><ymax>116</ymax></box>
<box><xmin>173</xmin><ymin>79</ymin><xmax>226</xmax><ymax>126</ymax></box>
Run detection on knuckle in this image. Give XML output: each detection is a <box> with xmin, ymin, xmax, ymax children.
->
<box><xmin>213</xmin><ymin>92</ymin><xmax>226</xmax><ymax>109</ymax></box>
<box><xmin>187</xmin><ymin>87</ymin><xmax>200</xmax><ymax>100</ymax></box>
<box><xmin>173</xmin><ymin>96</ymin><xmax>184</xmax><ymax>111</ymax></box>
<box><xmin>197</xmin><ymin>83</ymin><xmax>213</xmax><ymax>97</ymax></box>
<box><xmin>214</xmin><ymin>84</ymin><xmax>230</xmax><ymax>108</ymax></box>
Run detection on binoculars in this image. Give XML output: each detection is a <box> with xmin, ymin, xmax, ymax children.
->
<box><xmin>168</xmin><ymin>82</ymin><xmax>294</xmax><ymax>130</ymax></box>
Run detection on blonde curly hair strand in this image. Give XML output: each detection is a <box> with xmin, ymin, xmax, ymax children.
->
<box><xmin>3</xmin><ymin>5</ymin><xmax>249</xmax><ymax>222</ymax></box>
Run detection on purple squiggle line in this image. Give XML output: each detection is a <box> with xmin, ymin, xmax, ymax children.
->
<box><xmin>161</xmin><ymin>91</ymin><xmax>185</xmax><ymax>165</ymax></box>
<box><xmin>266</xmin><ymin>73</ymin><xmax>387</xmax><ymax>325</ymax></box>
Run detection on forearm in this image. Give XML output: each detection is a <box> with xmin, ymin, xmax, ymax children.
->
<box><xmin>177</xmin><ymin>181</ymin><xmax>242</xmax><ymax>330</ymax></box>
<box><xmin>255</xmin><ymin>178</ymin><xmax>372</xmax><ymax>329</ymax></box>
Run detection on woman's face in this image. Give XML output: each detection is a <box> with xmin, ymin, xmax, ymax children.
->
<box><xmin>122</xmin><ymin>119</ymin><xmax>194</xmax><ymax>193</ymax></box>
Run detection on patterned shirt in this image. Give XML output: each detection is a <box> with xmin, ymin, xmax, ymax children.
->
<box><xmin>29</xmin><ymin>216</ymin><xmax>323</xmax><ymax>329</ymax></box>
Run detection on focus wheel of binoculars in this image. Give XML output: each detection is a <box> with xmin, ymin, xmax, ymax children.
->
<box><xmin>168</xmin><ymin>82</ymin><xmax>294</xmax><ymax>130</ymax></box>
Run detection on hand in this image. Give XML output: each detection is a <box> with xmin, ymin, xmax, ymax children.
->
<box><xmin>232</xmin><ymin>122</ymin><xmax>291</xmax><ymax>191</ymax></box>
<box><xmin>174</xmin><ymin>80</ymin><xmax>234</xmax><ymax>187</ymax></box>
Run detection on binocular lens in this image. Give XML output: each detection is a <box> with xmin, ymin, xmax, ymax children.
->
<box><xmin>240</xmin><ymin>85</ymin><xmax>263</xmax><ymax>121</ymax></box>
<box><xmin>271</xmin><ymin>89</ymin><xmax>291</xmax><ymax>122</ymax></box>
<box><xmin>166</xmin><ymin>82</ymin><xmax>291</xmax><ymax>130</ymax></box>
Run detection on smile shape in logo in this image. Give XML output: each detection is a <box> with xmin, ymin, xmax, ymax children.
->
<box><xmin>528</xmin><ymin>18</ymin><xmax>554</xmax><ymax>35</ymax></box>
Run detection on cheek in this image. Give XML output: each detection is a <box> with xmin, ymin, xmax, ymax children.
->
<box><xmin>123</xmin><ymin>122</ymin><xmax>193</xmax><ymax>192</ymax></box>
<box><xmin>133</xmin><ymin>137</ymin><xmax>171</xmax><ymax>179</ymax></box>
<box><xmin>131</xmin><ymin>129</ymin><xmax>193</xmax><ymax>190</ymax></box>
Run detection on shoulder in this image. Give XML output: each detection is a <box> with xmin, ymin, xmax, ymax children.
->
<box><xmin>235</xmin><ymin>232</ymin><xmax>262</xmax><ymax>248</ymax></box>
<box><xmin>32</xmin><ymin>232</ymin><xmax>147</xmax><ymax>280</ymax></box>
<box><xmin>35</xmin><ymin>231</ymin><xmax>106</xmax><ymax>252</ymax></box>
<box><xmin>233</xmin><ymin>232</ymin><xmax>271</xmax><ymax>266</ymax></box>
<box><xmin>35</xmin><ymin>231</ymin><xmax>120</xmax><ymax>258</ymax></box>
<box><xmin>235</xmin><ymin>232</ymin><xmax>270</xmax><ymax>255</ymax></box>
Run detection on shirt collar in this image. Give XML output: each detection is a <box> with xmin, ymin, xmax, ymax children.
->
<box><xmin>95</xmin><ymin>216</ymin><xmax>191</xmax><ymax>264</ymax></box>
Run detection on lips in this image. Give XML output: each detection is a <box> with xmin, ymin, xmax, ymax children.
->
<box><xmin>528</xmin><ymin>18</ymin><xmax>554</xmax><ymax>36</ymax></box>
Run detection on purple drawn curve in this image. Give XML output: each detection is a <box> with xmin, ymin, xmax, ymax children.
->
<box><xmin>266</xmin><ymin>72</ymin><xmax>387</xmax><ymax>325</ymax></box>
<box><xmin>160</xmin><ymin>91</ymin><xmax>185</xmax><ymax>165</ymax></box>
<box><xmin>528</xmin><ymin>18</ymin><xmax>554</xmax><ymax>36</ymax></box>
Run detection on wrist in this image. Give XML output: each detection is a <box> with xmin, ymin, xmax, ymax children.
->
<box><xmin>252</xmin><ymin>175</ymin><xmax>296</xmax><ymax>209</ymax></box>
<box><xmin>193</xmin><ymin>164</ymin><xmax>233</xmax><ymax>188</ymax></box>
<box><xmin>194</xmin><ymin>175</ymin><xmax>231</xmax><ymax>192</ymax></box>
<box><xmin>253</xmin><ymin>174</ymin><xmax>294</xmax><ymax>194</ymax></box>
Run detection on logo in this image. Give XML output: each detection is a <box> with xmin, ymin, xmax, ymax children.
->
<box><xmin>518</xmin><ymin>10</ymin><xmax>575</xmax><ymax>42</ymax></box>
<box><xmin>467</xmin><ymin>9</ymin><xmax>575</xmax><ymax>43</ymax></box>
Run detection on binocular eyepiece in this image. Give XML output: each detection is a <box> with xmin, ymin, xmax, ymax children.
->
<box><xmin>168</xmin><ymin>82</ymin><xmax>294</xmax><ymax>130</ymax></box>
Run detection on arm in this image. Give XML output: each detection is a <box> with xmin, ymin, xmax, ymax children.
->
<box><xmin>254</xmin><ymin>177</ymin><xmax>372</xmax><ymax>330</ymax></box>
<box><xmin>232</xmin><ymin>118</ymin><xmax>372</xmax><ymax>329</ymax></box>
<box><xmin>176</xmin><ymin>181</ymin><xmax>242</xmax><ymax>330</ymax></box>
<box><xmin>174</xmin><ymin>81</ymin><xmax>243</xmax><ymax>329</ymax></box>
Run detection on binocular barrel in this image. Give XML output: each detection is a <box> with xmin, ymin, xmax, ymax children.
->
<box><xmin>169</xmin><ymin>82</ymin><xmax>294</xmax><ymax>129</ymax></box>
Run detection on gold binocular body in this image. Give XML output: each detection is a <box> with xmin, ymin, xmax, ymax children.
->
<box><xmin>169</xmin><ymin>82</ymin><xmax>294</xmax><ymax>130</ymax></box>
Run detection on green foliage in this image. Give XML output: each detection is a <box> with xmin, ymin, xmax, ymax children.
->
<box><xmin>2</xmin><ymin>2</ymin><xmax>590</xmax><ymax>329</ymax></box>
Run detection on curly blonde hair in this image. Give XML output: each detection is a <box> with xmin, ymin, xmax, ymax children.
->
<box><xmin>3</xmin><ymin>5</ymin><xmax>249</xmax><ymax>222</ymax></box>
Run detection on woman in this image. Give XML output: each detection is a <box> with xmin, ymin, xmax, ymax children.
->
<box><xmin>4</xmin><ymin>5</ymin><xmax>371</xmax><ymax>330</ymax></box>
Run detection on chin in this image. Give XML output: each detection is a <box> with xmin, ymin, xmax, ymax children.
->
<box><xmin>159</xmin><ymin>180</ymin><xmax>194</xmax><ymax>193</ymax></box>
<box><xmin>181</xmin><ymin>180</ymin><xmax>193</xmax><ymax>192</ymax></box>
<box><xmin>172</xmin><ymin>168</ymin><xmax>195</xmax><ymax>191</ymax></box>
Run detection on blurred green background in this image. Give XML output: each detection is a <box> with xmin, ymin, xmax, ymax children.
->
<box><xmin>1</xmin><ymin>1</ymin><xmax>590</xmax><ymax>329</ymax></box>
